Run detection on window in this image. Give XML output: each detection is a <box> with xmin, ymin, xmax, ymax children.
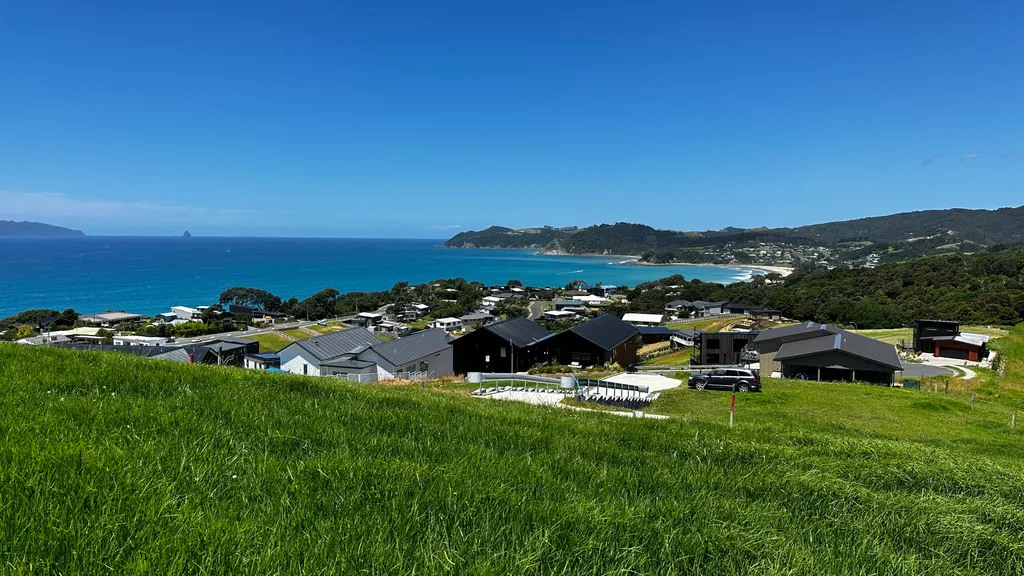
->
<box><xmin>500</xmin><ymin>347</ymin><xmax>507</xmax><ymax>358</ymax></box>
<box><xmin>707</xmin><ymin>338</ymin><xmax>721</xmax><ymax>350</ymax></box>
<box><xmin>726</xmin><ymin>370</ymin><xmax>741</xmax><ymax>376</ymax></box>
<box><xmin>420</xmin><ymin>361</ymin><xmax>428</xmax><ymax>372</ymax></box>
<box><xmin>303</xmin><ymin>364</ymin><xmax>308</xmax><ymax>375</ymax></box>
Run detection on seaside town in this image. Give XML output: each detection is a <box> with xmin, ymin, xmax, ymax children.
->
<box><xmin>3</xmin><ymin>272</ymin><xmax>998</xmax><ymax>409</ymax></box>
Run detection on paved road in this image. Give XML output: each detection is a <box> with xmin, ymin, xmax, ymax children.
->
<box><xmin>899</xmin><ymin>363</ymin><xmax>955</xmax><ymax>378</ymax></box>
<box><xmin>528</xmin><ymin>301</ymin><xmax>547</xmax><ymax>321</ymax></box>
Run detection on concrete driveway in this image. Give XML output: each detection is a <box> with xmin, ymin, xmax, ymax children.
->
<box><xmin>900</xmin><ymin>363</ymin><xmax>955</xmax><ymax>378</ymax></box>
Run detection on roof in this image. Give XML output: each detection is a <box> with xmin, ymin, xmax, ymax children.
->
<box><xmin>322</xmin><ymin>358</ymin><xmax>376</xmax><ymax>369</ymax></box>
<box><xmin>666</xmin><ymin>300</ymin><xmax>693</xmax><ymax>308</ymax></box>
<box><xmin>289</xmin><ymin>327</ymin><xmax>380</xmax><ymax>362</ymax></box>
<box><xmin>368</xmin><ymin>328</ymin><xmax>451</xmax><ymax>366</ymax></box>
<box><xmin>723</xmin><ymin>302</ymin><xmax>763</xmax><ymax>311</ymax></box>
<box><xmin>774</xmin><ymin>330</ymin><xmax>902</xmax><ymax>370</ymax></box>
<box><xmin>432</xmin><ymin>317</ymin><xmax>463</xmax><ymax>323</ymax></box>
<box><xmin>753</xmin><ymin>322</ymin><xmax>838</xmax><ymax>344</ymax></box>
<box><xmin>914</xmin><ymin>319</ymin><xmax>961</xmax><ymax>325</ymax></box>
<box><xmin>247</xmin><ymin>352</ymin><xmax>280</xmax><ymax>360</ymax></box>
<box><xmin>622</xmin><ymin>313</ymin><xmax>665</xmax><ymax>324</ymax></box>
<box><xmin>691</xmin><ymin>301</ymin><xmax>728</xmax><ymax>308</ymax></box>
<box><xmin>567</xmin><ymin>314</ymin><xmax>640</xmax><ymax>351</ymax></box>
<box><xmin>460</xmin><ymin>312</ymin><xmax>494</xmax><ymax>321</ymax></box>
<box><xmin>80</xmin><ymin>311</ymin><xmax>143</xmax><ymax>322</ymax></box>
<box><xmin>932</xmin><ymin>333</ymin><xmax>990</xmax><ymax>347</ymax></box>
<box><xmin>482</xmin><ymin>317</ymin><xmax>553</xmax><ymax>348</ymax></box>
<box><xmin>555</xmin><ymin>300</ymin><xmax>584</xmax><ymax>306</ymax></box>
<box><xmin>544</xmin><ymin>310</ymin><xmax>575</xmax><ymax>317</ymax></box>
<box><xmin>638</xmin><ymin>326</ymin><xmax>676</xmax><ymax>336</ymax></box>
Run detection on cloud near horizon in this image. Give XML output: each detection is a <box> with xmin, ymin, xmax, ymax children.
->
<box><xmin>425</xmin><ymin>224</ymin><xmax>463</xmax><ymax>230</ymax></box>
<box><xmin>0</xmin><ymin>190</ymin><xmax>254</xmax><ymax>225</ymax></box>
<box><xmin>920</xmin><ymin>154</ymin><xmax>942</xmax><ymax>166</ymax></box>
<box><xmin>962</xmin><ymin>153</ymin><xmax>979</xmax><ymax>162</ymax></box>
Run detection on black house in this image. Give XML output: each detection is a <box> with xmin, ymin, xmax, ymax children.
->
<box><xmin>452</xmin><ymin>317</ymin><xmax>553</xmax><ymax>374</ymax></box>
<box><xmin>912</xmin><ymin>320</ymin><xmax>959</xmax><ymax>352</ymax></box>
<box><xmin>694</xmin><ymin>331</ymin><xmax>760</xmax><ymax>365</ymax></box>
<box><xmin>544</xmin><ymin>314</ymin><xmax>639</xmax><ymax>368</ymax></box>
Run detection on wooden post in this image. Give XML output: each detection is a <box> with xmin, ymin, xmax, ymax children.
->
<box><xmin>944</xmin><ymin>380</ymin><xmax>949</xmax><ymax>394</ymax></box>
<box><xmin>971</xmin><ymin>392</ymin><xmax>975</xmax><ymax>410</ymax></box>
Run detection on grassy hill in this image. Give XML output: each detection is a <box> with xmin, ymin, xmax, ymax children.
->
<box><xmin>2</xmin><ymin>343</ymin><xmax>1024</xmax><ymax>574</ymax></box>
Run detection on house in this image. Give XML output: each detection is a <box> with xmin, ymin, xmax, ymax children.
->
<box><xmin>913</xmin><ymin>320</ymin><xmax>989</xmax><ymax>361</ymax></box>
<box><xmin>754</xmin><ymin>322</ymin><xmax>839</xmax><ymax>375</ymax></box>
<box><xmin>694</xmin><ymin>331</ymin><xmax>760</xmax><ymax>365</ymax></box>
<box><xmin>665</xmin><ymin>300</ymin><xmax>694</xmax><ymax>316</ymax></box>
<box><xmin>356</xmin><ymin>311</ymin><xmax>385</xmax><ymax>326</ymax></box>
<box><xmin>244</xmin><ymin>353</ymin><xmax>281</xmax><ymax>370</ymax></box>
<box><xmin>429</xmin><ymin>317</ymin><xmax>463</xmax><ymax>332</ymax></box>
<box><xmin>348</xmin><ymin>328</ymin><xmax>453</xmax><ymax>380</ymax></box>
<box><xmin>154</xmin><ymin>312</ymin><xmax>179</xmax><ymax>324</ymax></box>
<box><xmin>403</xmin><ymin>303</ymin><xmax>430</xmax><ymax>319</ymax></box>
<box><xmin>554</xmin><ymin>300</ymin><xmax>587</xmax><ymax>311</ymax></box>
<box><xmin>674</xmin><ymin>328</ymin><xmax>697</xmax><ymax>347</ymax></box>
<box><xmin>637</xmin><ymin>326</ymin><xmax>679</xmax><ymax>344</ymax></box>
<box><xmin>561</xmin><ymin>290</ymin><xmax>590</xmax><ymax>299</ymax></box>
<box><xmin>278</xmin><ymin>328</ymin><xmax>383</xmax><ymax>377</ymax></box>
<box><xmin>574</xmin><ymin>294</ymin><xmax>610</xmax><ymax>306</ymax></box>
<box><xmin>79</xmin><ymin>311</ymin><xmax>144</xmax><ymax>327</ymax></box>
<box><xmin>171</xmin><ymin>306</ymin><xmax>202</xmax><ymax>321</ymax></box>
<box><xmin>750</xmin><ymin>309</ymin><xmax>784</xmax><ymax>322</ymax></box>
<box><xmin>622</xmin><ymin>313</ymin><xmax>666</xmax><ymax>327</ymax></box>
<box><xmin>16</xmin><ymin>326</ymin><xmax>105</xmax><ymax>346</ymax></box>
<box><xmin>544</xmin><ymin>314</ymin><xmax>639</xmax><ymax>368</ymax></box>
<box><xmin>459</xmin><ymin>311</ymin><xmax>495</xmax><ymax>328</ymax></box>
<box><xmin>481</xmin><ymin>295</ymin><xmax>505</xmax><ymax>308</ymax></box>
<box><xmin>452</xmin><ymin>317</ymin><xmax>553</xmax><ymax>374</ymax></box>
<box><xmin>691</xmin><ymin>301</ymin><xmax>728</xmax><ymax>317</ymax></box>
<box><xmin>755</xmin><ymin>322</ymin><xmax>902</xmax><ymax>384</ymax></box>
<box><xmin>51</xmin><ymin>342</ymin><xmax>245</xmax><ymax>366</ymax></box>
<box><xmin>722</xmin><ymin>303</ymin><xmax>764</xmax><ymax>316</ymax></box>
<box><xmin>113</xmin><ymin>335</ymin><xmax>171</xmax><ymax>347</ymax></box>
<box><xmin>590</xmin><ymin>284</ymin><xmax>618</xmax><ymax>297</ymax></box>
<box><xmin>543</xmin><ymin>309</ymin><xmax>577</xmax><ymax>321</ymax></box>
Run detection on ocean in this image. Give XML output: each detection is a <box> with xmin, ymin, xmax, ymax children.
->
<box><xmin>0</xmin><ymin>237</ymin><xmax>759</xmax><ymax>317</ymax></box>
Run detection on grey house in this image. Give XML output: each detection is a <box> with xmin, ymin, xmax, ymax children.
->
<box><xmin>755</xmin><ymin>322</ymin><xmax>901</xmax><ymax>385</ymax></box>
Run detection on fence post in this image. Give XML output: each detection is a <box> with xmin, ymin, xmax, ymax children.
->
<box><xmin>944</xmin><ymin>380</ymin><xmax>949</xmax><ymax>394</ymax></box>
<box><xmin>729</xmin><ymin>382</ymin><xmax>736</xmax><ymax>429</ymax></box>
<box><xmin>971</xmin><ymin>392</ymin><xmax>975</xmax><ymax>410</ymax></box>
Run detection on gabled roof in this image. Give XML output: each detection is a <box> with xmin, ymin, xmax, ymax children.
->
<box><xmin>774</xmin><ymin>330</ymin><xmax>901</xmax><ymax>370</ymax></box>
<box><xmin>565</xmin><ymin>314</ymin><xmax>640</xmax><ymax>351</ymax></box>
<box><xmin>622</xmin><ymin>313</ymin><xmax>665</xmax><ymax>323</ymax></box>
<box><xmin>289</xmin><ymin>327</ymin><xmax>380</xmax><ymax>362</ymax></box>
<box><xmin>368</xmin><ymin>328</ymin><xmax>451</xmax><ymax>367</ymax></box>
<box><xmin>666</xmin><ymin>300</ymin><xmax>693</xmax><ymax>308</ymax></box>
<box><xmin>637</xmin><ymin>326</ymin><xmax>676</xmax><ymax>336</ymax></box>
<box><xmin>753</xmin><ymin>322</ymin><xmax>838</xmax><ymax>343</ymax></box>
<box><xmin>482</xmin><ymin>317</ymin><xmax>553</xmax><ymax>348</ymax></box>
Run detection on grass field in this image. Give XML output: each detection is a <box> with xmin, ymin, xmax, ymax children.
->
<box><xmin>242</xmin><ymin>331</ymin><xmax>293</xmax><ymax>353</ymax></box>
<box><xmin>3</xmin><ymin>342</ymin><xmax>1024</xmax><ymax>574</ymax></box>
<box><xmin>666</xmin><ymin>316</ymin><xmax>741</xmax><ymax>332</ymax></box>
<box><xmin>281</xmin><ymin>327</ymin><xmax>313</xmax><ymax>340</ymax></box>
<box><xmin>640</xmin><ymin>347</ymin><xmax>695</xmax><ymax>366</ymax></box>
<box><xmin>852</xmin><ymin>325</ymin><xmax>1010</xmax><ymax>346</ymax></box>
<box><xmin>305</xmin><ymin>324</ymin><xmax>347</xmax><ymax>335</ymax></box>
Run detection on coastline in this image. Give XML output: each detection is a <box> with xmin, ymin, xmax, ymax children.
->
<box><xmin>629</xmin><ymin>261</ymin><xmax>794</xmax><ymax>277</ymax></box>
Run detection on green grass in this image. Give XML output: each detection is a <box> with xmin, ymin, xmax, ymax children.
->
<box><xmin>852</xmin><ymin>325</ymin><xmax>1010</xmax><ymax>346</ymax></box>
<box><xmin>641</xmin><ymin>347</ymin><xmax>695</xmax><ymax>366</ymax></box>
<box><xmin>305</xmin><ymin>324</ymin><xmax>347</xmax><ymax>335</ymax></box>
<box><xmin>241</xmin><ymin>331</ymin><xmax>294</xmax><ymax>353</ymax></box>
<box><xmin>666</xmin><ymin>317</ymin><xmax>740</xmax><ymax>332</ymax></box>
<box><xmin>3</xmin><ymin>343</ymin><xmax>1024</xmax><ymax>574</ymax></box>
<box><xmin>281</xmin><ymin>327</ymin><xmax>312</xmax><ymax>340</ymax></box>
<box><xmin>991</xmin><ymin>323</ymin><xmax>1024</xmax><ymax>391</ymax></box>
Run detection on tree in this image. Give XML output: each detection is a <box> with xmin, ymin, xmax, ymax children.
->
<box><xmin>294</xmin><ymin>287</ymin><xmax>342</xmax><ymax>320</ymax></box>
<box><xmin>16</xmin><ymin>325</ymin><xmax>35</xmax><ymax>339</ymax></box>
<box><xmin>507</xmin><ymin>279</ymin><xmax>523</xmax><ymax>287</ymax></box>
<box><xmin>59</xmin><ymin>308</ymin><xmax>79</xmax><ymax>326</ymax></box>
<box><xmin>96</xmin><ymin>328</ymin><xmax>114</xmax><ymax>345</ymax></box>
<box><xmin>494</xmin><ymin>299</ymin><xmax>528</xmax><ymax>319</ymax></box>
<box><xmin>218</xmin><ymin>287</ymin><xmax>283</xmax><ymax>311</ymax></box>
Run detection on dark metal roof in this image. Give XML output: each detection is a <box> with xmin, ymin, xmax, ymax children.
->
<box><xmin>482</xmin><ymin>317</ymin><xmax>553</xmax><ymax>348</ymax></box>
<box><xmin>567</xmin><ymin>314</ymin><xmax>640</xmax><ymax>351</ymax></box>
<box><xmin>774</xmin><ymin>330</ymin><xmax>902</xmax><ymax>370</ymax></box>
<box><xmin>638</xmin><ymin>326</ymin><xmax>676</xmax><ymax>336</ymax></box>
<box><xmin>753</xmin><ymin>322</ymin><xmax>838</xmax><ymax>343</ymax></box>
<box><xmin>289</xmin><ymin>327</ymin><xmax>380</xmax><ymax>361</ymax></box>
<box><xmin>723</xmin><ymin>302</ymin><xmax>764</xmax><ymax>311</ymax></box>
<box><xmin>247</xmin><ymin>352</ymin><xmax>280</xmax><ymax>360</ymax></box>
<box><xmin>368</xmin><ymin>328</ymin><xmax>451</xmax><ymax>367</ymax></box>
<box><xmin>322</xmin><ymin>358</ymin><xmax>376</xmax><ymax>369</ymax></box>
<box><xmin>666</xmin><ymin>300</ymin><xmax>693</xmax><ymax>308</ymax></box>
<box><xmin>460</xmin><ymin>312</ymin><xmax>494</xmax><ymax>321</ymax></box>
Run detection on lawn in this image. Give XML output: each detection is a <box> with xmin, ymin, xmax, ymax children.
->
<box><xmin>666</xmin><ymin>317</ymin><xmax>741</xmax><ymax>332</ymax></box>
<box><xmin>281</xmin><ymin>327</ymin><xmax>313</xmax><ymax>341</ymax></box>
<box><xmin>640</xmin><ymin>347</ymin><xmax>695</xmax><ymax>366</ymax></box>
<box><xmin>242</xmin><ymin>331</ymin><xmax>293</xmax><ymax>353</ymax></box>
<box><xmin>305</xmin><ymin>324</ymin><xmax>347</xmax><ymax>335</ymax></box>
<box><xmin>852</xmin><ymin>325</ymin><xmax>1010</xmax><ymax>346</ymax></box>
<box><xmin>2</xmin><ymin>343</ymin><xmax>1024</xmax><ymax>574</ymax></box>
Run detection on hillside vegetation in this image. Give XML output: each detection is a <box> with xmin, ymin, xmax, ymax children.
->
<box><xmin>445</xmin><ymin>205</ymin><xmax>1024</xmax><ymax>263</ymax></box>
<box><xmin>2</xmin><ymin>343</ymin><xmax>1024</xmax><ymax>574</ymax></box>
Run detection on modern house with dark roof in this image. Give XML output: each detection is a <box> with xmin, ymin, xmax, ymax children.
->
<box><xmin>279</xmin><ymin>327</ymin><xmax>453</xmax><ymax>381</ymax></box>
<box><xmin>722</xmin><ymin>303</ymin><xmax>764</xmax><ymax>315</ymax></box>
<box><xmin>543</xmin><ymin>314</ymin><xmax>639</xmax><ymax>368</ymax></box>
<box><xmin>452</xmin><ymin>317</ymin><xmax>553</xmax><ymax>374</ymax></box>
<box><xmin>665</xmin><ymin>300</ymin><xmax>694</xmax><ymax>316</ymax></box>
<box><xmin>244</xmin><ymin>352</ymin><xmax>281</xmax><ymax>370</ymax></box>
<box><xmin>755</xmin><ymin>322</ymin><xmax>902</xmax><ymax>385</ymax></box>
<box><xmin>912</xmin><ymin>319</ymin><xmax>989</xmax><ymax>361</ymax></box>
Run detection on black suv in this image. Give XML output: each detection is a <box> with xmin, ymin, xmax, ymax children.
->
<box><xmin>688</xmin><ymin>368</ymin><xmax>761</xmax><ymax>392</ymax></box>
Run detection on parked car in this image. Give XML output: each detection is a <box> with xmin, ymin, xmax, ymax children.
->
<box><xmin>688</xmin><ymin>368</ymin><xmax>761</xmax><ymax>392</ymax></box>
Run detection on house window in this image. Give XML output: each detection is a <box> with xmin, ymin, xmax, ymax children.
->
<box><xmin>500</xmin><ymin>347</ymin><xmax>507</xmax><ymax>358</ymax></box>
<box><xmin>303</xmin><ymin>364</ymin><xmax>308</xmax><ymax>375</ymax></box>
<box><xmin>420</xmin><ymin>361</ymin><xmax>428</xmax><ymax>372</ymax></box>
<box><xmin>707</xmin><ymin>339</ymin><xmax>720</xmax><ymax>350</ymax></box>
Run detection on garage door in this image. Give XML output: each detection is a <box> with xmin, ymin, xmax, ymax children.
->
<box><xmin>938</xmin><ymin>347</ymin><xmax>970</xmax><ymax>360</ymax></box>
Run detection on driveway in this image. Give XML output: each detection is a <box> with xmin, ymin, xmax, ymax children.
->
<box><xmin>900</xmin><ymin>363</ymin><xmax>956</xmax><ymax>378</ymax></box>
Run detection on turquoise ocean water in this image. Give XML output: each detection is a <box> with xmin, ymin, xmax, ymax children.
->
<box><xmin>0</xmin><ymin>237</ymin><xmax>759</xmax><ymax>316</ymax></box>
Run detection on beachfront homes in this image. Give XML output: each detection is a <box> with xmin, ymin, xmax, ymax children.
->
<box><xmin>52</xmin><ymin>336</ymin><xmax>256</xmax><ymax>367</ymax></box>
<box><xmin>912</xmin><ymin>319</ymin><xmax>990</xmax><ymax>361</ymax></box>
<box><xmin>403</xmin><ymin>303</ymin><xmax>430</xmax><ymax>319</ymax></box>
<box><xmin>112</xmin><ymin>335</ymin><xmax>171</xmax><ymax>347</ymax></box>
<box><xmin>278</xmin><ymin>327</ymin><xmax>453</xmax><ymax>381</ymax></box>
<box><xmin>693</xmin><ymin>331</ymin><xmax>759</xmax><ymax>365</ymax></box>
<box><xmin>755</xmin><ymin>322</ymin><xmax>901</xmax><ymax>385</ymax></box>
<box><xmin>543</xmin><ymin>309</ymin><xmax>577</xmax><ymax>321</ymax></box>
<box><xmin>171</xmin><ymin>306</ymin><xmax>202</xmax><ymax>321</ymax></box>
<box><xmin>459</xmin><ymin>311</ymin><xmax>494</xmax><ymax>328</ymax></box>
<box><xmin>622</xmin><ymin>313</ymin><xmax>666</xmax><ymax>327</ymax></box>
<box><xmin>79</xmin><ymin>311</ymin><xmax>144</xmax><ymax>327</ymax></box>
<box><xmin>452</xmin><ymin>317</ymin><xmax>553</xmax><ymax>374</ymax></box>
<box><xmin>544</xmin><ymin>314</ymin><xmax>639</xmax><ymax>368</ymax></box>
<box><xmin>691</xmin><ymin>301</ymin><xmax>728</xmax><ymax>317</ymax></box>
<box><xmin>665</xmin><ymin>300</ymin><xmax>693</xmax><ymax>316</ymax></box>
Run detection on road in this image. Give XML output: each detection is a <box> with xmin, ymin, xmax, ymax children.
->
<box><xmin>184</xmin><ymin>317</ymin><xmax>351</xmax><ymax>345</ymax></box>
<box><xmin>899</xmin><ymin>363</ymin><xmax>956</xmax><ymax>378</ymax></box>
<box><xmin>528</xmin><ymin>301</ymin><xmax>547</xmax><ymax>320</ymax></box>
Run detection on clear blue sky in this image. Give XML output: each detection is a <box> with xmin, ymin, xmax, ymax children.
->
<box><xmin>1</xmin><ymin>1</ymin><xmax>1021</xmax><ymax>237</ymax></box>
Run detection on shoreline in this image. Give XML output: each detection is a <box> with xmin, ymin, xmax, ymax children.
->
<box><xmin>529</xmin><ymin>249</ymin><xmax>794</xmax><ymax>278</ymax></box>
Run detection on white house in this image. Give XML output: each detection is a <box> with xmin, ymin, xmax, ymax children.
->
<box><xmin>481</xmin><ymin>295</ymin><xmax>505</xmax><ymax>308</ymax></box>
<box><xmin>622</xmin><ymin>313</ymin><xmax>666</xmax><ymax>327</ymax></box>
<box><xmin>575</xmin><ymin>294</ymin><xmax>610</xmax><ymax>305</ymax></box>
<box><xmin>171</xmin><ymin>306</ymin><xmax>202</xmax><ymax>322</ymax></box>
<box><xmin>279</xmin><ymin>328</ymin><xmax>383</xmax><ymax>377</ymax></box>
<box><xmin>543</xmin><ymin>310</ymin><xmax>577</xmax><ymax>320</ymax></box>
<box><xmin>429</xmin><ymin>317</ymin><xmax>463</xmax><ymax>332</ymax></box>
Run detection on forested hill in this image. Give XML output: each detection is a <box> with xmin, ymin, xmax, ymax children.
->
<box><xmin>444</xmin><ymin>205</ymin><xmax>1024</xmax><ymax>260</ymax></box>
<box><xmin>0</xmin><ymin>221</ymin><xmax>85</xmax><ymax>237</ymax></box>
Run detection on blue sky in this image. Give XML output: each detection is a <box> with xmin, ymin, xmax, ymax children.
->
<box><xmin>1</xmin><ymin>1</ymin><xmax>1021</xmax><ymax>237</ymax></box>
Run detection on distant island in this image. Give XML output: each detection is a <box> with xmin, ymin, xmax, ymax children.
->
<box><xmin>183</xmin><ymin>230</ymin><xmax>192</xmax><ymax>238</ymax></box>
<box><xmin>0</xmin><ymin>221</ymin><xmax>85</xmax><ymax>237</ymax></box>
<box><xmin>444</xmin><ymin>205</ymin><xmax>1024</xmax><ymax>268</ymax></box>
